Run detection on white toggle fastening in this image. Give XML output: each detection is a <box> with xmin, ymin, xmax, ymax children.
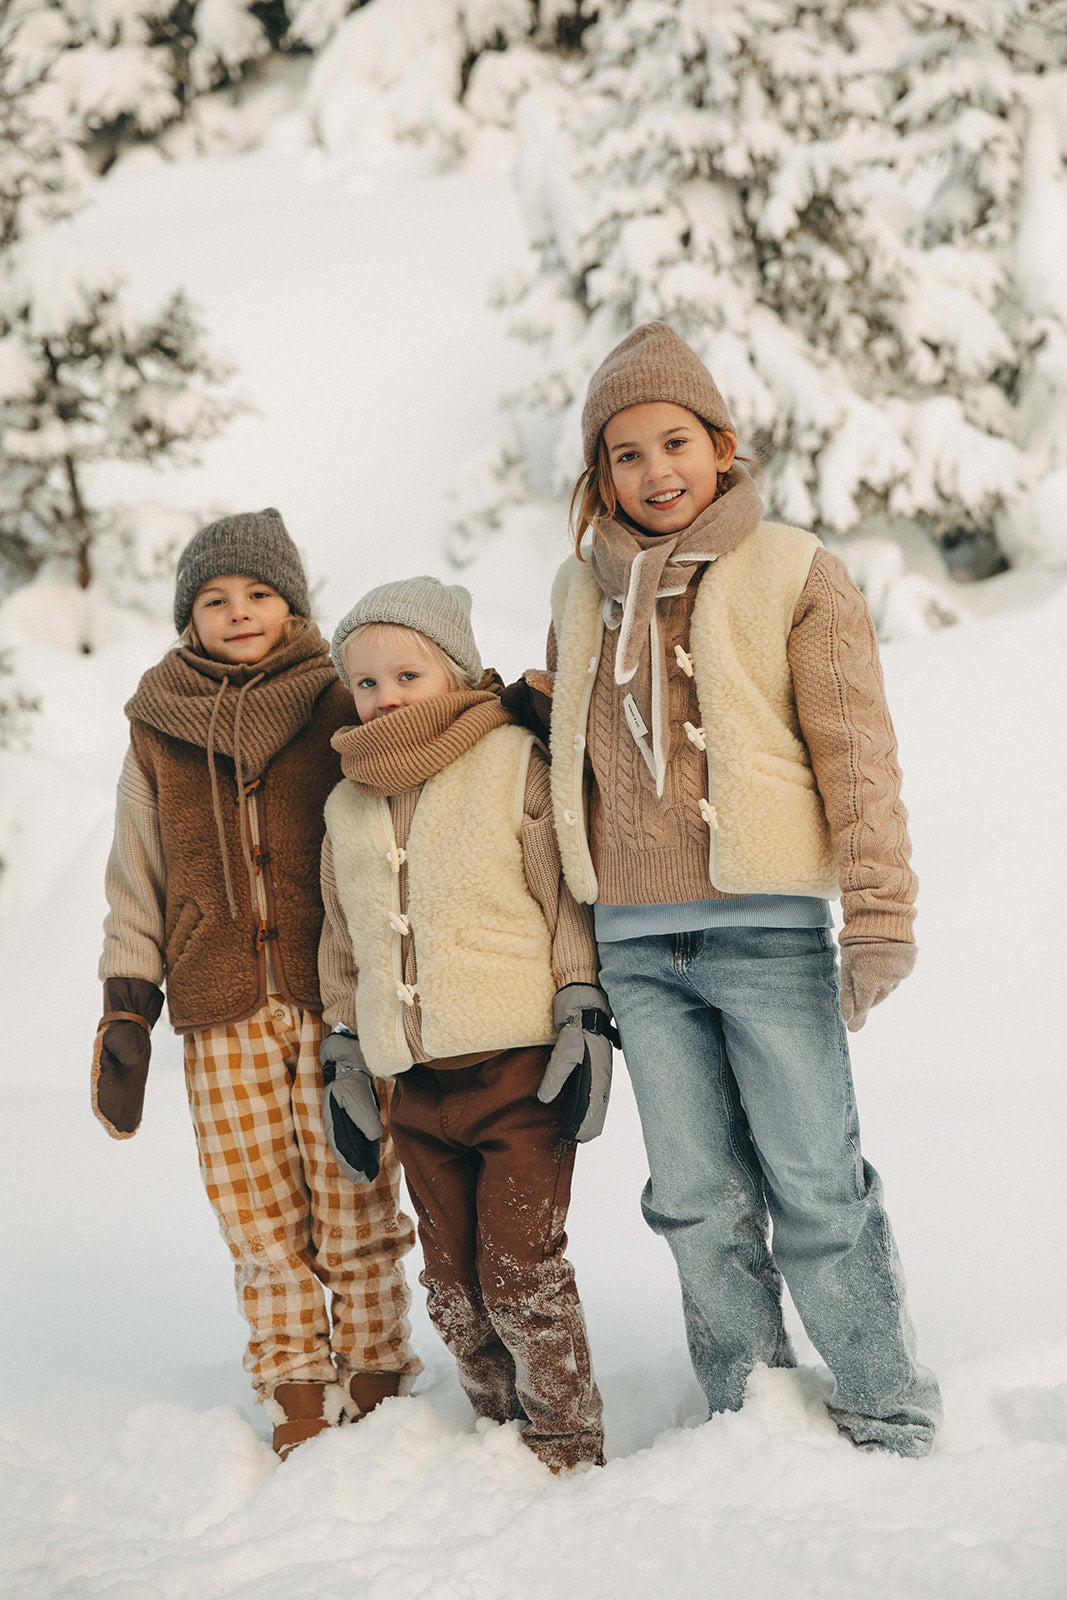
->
<box><xmin>573</xmin><ymin>734</ymin><xmax>585</xmax><ymax>752</ymax></box>
<box><xmin>674</xmin><ymin>645</ymin><xmax>695</xmax><ymax>677</ymax></box>
<box><xmin>588</xmin><ymin>656</ymin><xmax>599</xmax><ymax>673</ymax></box>
<box><xmin>389</xmin><ymin>913</ymin><xmax>411</xmax><ymax>936</ymax></box>
<box><xmin>699</xmin><ymin>799</ymin><xmax>720</xmax><ymax>830</ymax></box>
<box><xmin>562</xmin><ymin>809</ymin><xmax>577</xmax><ymax>826</ymax></box>
<box><xmin>396</xmin><ymin>983</ymin><xmax>418</xmax><ymax>1006</ymax></box>
<box><xmin>684</xmin><ymin>721</ymin><xmax>707</xmax><ymax>751</ymax></box>
<box><xmin>386</xmin><ymin>845</ymin><xmax>407</xmax><ymax>873</ymax></box>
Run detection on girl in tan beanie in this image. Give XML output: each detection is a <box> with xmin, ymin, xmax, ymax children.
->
<box><xmin>93</xmin><ymin>510</ymin><xmax>420</xmax><ymax>1458</ymax></box>
<box><xmin>543</xmin><ymin>322</ymin><xmax>941</xmax><ymax>1457</ymax></box>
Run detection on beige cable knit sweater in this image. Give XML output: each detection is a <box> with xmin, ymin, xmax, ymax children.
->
<box><xmin>548</xmin><ymin>545</ymin><xmax>916</xmax><ymax>944</ymax></box>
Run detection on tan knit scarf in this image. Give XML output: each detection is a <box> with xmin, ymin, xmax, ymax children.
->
<box><xmin>126</xmin><ymin>618</ymin><xmax>338</xmax><ymax>919</ymax></box>
<box><xmin>333</xmin><ymin>689</ymin><xmax>514</xmax><ymax>798</ymax></box>
<box><xmin>126</xmin><ymin>618</ymin><xmax>336</xmax><ymax>774</ymax></box>
<box><xmin>589</xmin><ymin>464</ymin><xmax>763</xmax><ymax>795</ymax></box>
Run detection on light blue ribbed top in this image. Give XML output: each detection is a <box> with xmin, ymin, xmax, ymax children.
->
<box><xmin>594</xmin><ymin>895</ymin><xmax>832</xmax><ymax>943</ymax></box>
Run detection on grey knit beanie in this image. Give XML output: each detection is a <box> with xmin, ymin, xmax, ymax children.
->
<box><xmin>581</xmin><ymin>321</ymin><xmax>734</xmax><ymax>466</ymax></box>
<box><xmin>331</xmin><ymin>575</ymin><xmax>482</xmax><ymax>689</ymax></box>
<box><xmin>173</xmin><ymin>508</ymin><xmax>311</xmax><ymax>630</ymax></box>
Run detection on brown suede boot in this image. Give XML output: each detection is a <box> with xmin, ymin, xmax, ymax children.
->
<box><xmin>268</xmin><ymin>1380</ymin><xmax>346</xmax><ymax>1460</ymax></box>
<box><xmin>345</xmin><ymin>1370</ymin><xmax>404</xmax><ymax>1422</ymax></box>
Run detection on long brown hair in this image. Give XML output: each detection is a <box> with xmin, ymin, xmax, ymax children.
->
<box><xmin>568</xmin><ymin>419</ymin><xmax>751</xmax><ymax>560</ymax></box>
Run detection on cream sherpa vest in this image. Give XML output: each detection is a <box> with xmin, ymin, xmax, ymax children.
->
<box><xmin>325</xmin><ymin>724</ymin><xmax>557</xmax><ymax>1077</ymax></box>
<box><xmin>550</xmin><ymin>522</ymin><xmax>839</xmax><ymax>903</ymax></box>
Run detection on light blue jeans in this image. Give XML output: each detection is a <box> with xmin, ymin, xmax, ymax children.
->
<box><xmin>597</xmin><ymin>925</ymin><xmax>941</xmax><ymax>1456</ymax></box>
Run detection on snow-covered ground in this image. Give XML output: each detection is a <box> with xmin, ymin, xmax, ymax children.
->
<box><xmin>1</xmin><ymin>132</ymin><xmax>1066</xmax><ymax>1600</ymax></box>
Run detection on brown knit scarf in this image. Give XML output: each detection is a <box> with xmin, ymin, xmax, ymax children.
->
<box><xmin>589</xmin><ymin>464</ymin><xmax>763</xmax><ymax>795</ymax></box>
<box><xmin>126</xmin><ymin>618</ymin><xmax>338</xmax><ymax>919</ymax></box>
<box><xmin>332</xmin><ymin>689</ymin><xmax>515</xmax><ymax>797</ymax></box>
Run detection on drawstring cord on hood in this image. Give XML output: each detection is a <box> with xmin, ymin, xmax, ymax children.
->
<box><xmin>205</xmin><ymin>672</ymin><xmax>265</xmax><ymax>922</ymax></box>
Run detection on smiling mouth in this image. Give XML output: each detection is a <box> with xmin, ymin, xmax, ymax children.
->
<box><xmin>646</xmin><ymin>489</ymin><xmax>685</xmax><ymax>506</ymax></box>
<box><xmin>227</xmin><ymin>633</ymin><xmax>261</xmax><ymax>641</ymax></box>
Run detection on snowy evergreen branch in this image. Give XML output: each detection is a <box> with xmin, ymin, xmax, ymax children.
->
<box><xmin>0</xmin><ymin>19</ymin><xmax>240</xmax><ymax>636</ymax></box>
<box><xmin>451</xmin><ymin>0</ymin><xmax>1067</xmax><ymax>589</ymax></box>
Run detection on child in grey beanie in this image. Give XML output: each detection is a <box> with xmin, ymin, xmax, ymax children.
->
<box><xmin>319</xmin><ymin>570</ymin><xmax>610</xmax><ymax>1472</ymax></box>
<box><xmin>173</xmin><ymin>508</ymin><xmax>312</xmax><ymax>633</ymax></box>
<box><xmin>331</xmin><ymin>575</ymin><xmax>482</xmax><ymax>689</ymax></box>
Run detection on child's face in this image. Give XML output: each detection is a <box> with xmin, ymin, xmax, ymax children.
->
<box><xmin>603</xmin><ymin>402</ymin><xmax>736</xmax><ymax>535</ymax></box>
<box><xmin>190</xmin><ymin>575</ymin><xmax>291</xmax><ymax>665</ymax></box>
<box><xmin>345</xmin><ymin>627</ymin><xmax>456</xmax><ymax>722</ymax></box>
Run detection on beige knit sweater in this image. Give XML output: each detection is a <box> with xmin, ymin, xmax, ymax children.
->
<box><xmin>548</xmin><ymin>546</ymin><xmax>916</xmax><ymax>944</ymax></box>
<box><xmin>319</xmin><ymin>743</ymin><xmax>598</xmax><ymax>1062</ymax></box>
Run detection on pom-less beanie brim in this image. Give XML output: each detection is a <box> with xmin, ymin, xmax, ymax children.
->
<box><xmin>581</xmin><ymin>321</ymin><xmax>735</xmax><ymax>466</ymax></box>
<box><xmin>331</xmin><ymin>575</ymin><xmax>482</xmax><ymax>689</ymax></box>
<box><xmin>173</xmin><ymin>508</ymin><xmax>311</xmax><ymax>630</ymax></box>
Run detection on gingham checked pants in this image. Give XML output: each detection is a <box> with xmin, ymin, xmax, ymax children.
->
<box><xmin>183</xmin><ymin>999</ymin><xmax>419</xmax><ymax>1396</ymax></box>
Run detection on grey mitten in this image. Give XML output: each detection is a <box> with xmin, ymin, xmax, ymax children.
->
<box><xmin>537</xmin><ymin>983</ymin><xmax>619</xmax><ymax>1142</ymax></box>
<box><xmin>320</xmin><ymin>1029</ymin><xmax>383</xmax><ymax>1183</ymax></box>
<box><xmin>839</xmin><ymin>940</ymin><xmax>916</xmax><ymax>1032</ymax></box>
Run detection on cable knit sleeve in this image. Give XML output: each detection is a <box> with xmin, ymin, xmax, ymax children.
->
<box><xmin>318</xmin><ymin>831</ymin><xmax>361</xmax><ymax>1032</ymax></box>
<box><xmin>788</xmin><ymin>549</ymin><xmax>917</xmax><ymax>945</ymax></box>
<box><xmin>521</xmin><ymin>745</ymin><xmax>599</xmax><ymax>989</ymax></box>
<box><xmin>100</xmin><ymin>747</ymin><xmax>167</xmax><ymax>984</ymax></box>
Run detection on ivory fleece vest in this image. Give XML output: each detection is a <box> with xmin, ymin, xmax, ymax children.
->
<box><xmin>550</xmin><ymin>522</ymin><xmax>839</xmax><ymax>903</ymax></box>
<box><xmin>325</xmin><ymin>724</ymin><xmax>557</xmax><ymax>1078</ymax></box>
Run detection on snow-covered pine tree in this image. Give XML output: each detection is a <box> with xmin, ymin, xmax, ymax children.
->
<box><xmin>2</xmin><ymin>0</ymin><xmax>330</xmax><ymax>162</ymax></box>
<box><xmin>0</xmin><ymin>13</ymin><xmax>78</xmax><ymax>590</ymax></box>
<box><xmin>0</xmin><ymin>18</ymin><xmax>238</xmax><ymax>635</ymax></box>
<box><xmin>301</xmin><ymin>0</ymin><xmax>595</xmax><ymax>164</ymax></box>
<box><xmin>468</xmin><ymin>0</ymin><xmax>1067</xmax><ymax>583</ymax></box>
<box><xmin>0</xmin><ymin>266</ymin><xmax>236</xmax><ymax>598</ymax></box>
<box><xmin>3</xmin><ymin>0</ymin><xmax>596</xmax><ymax>166</ymax></box>
<box><xmin>0</xmin><ymin>646</ymin><xmax>38</xmax><ymax>749</ymax></box>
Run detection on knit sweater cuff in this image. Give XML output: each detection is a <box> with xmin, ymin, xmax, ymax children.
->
<box><xmin>838</xmin><ymin>910</ymin><xmax>916</xmax><ymax>945</ymax></box>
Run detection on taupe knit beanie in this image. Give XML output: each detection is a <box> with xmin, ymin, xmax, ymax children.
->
<box><xmin>581</xmin><ymin>321</ymin><xmax>734</xmax><ymax>466</ymax></box>
<box><xmin>173</xmin><ymin>508</ymin><xmax>311</xmax><ymax>630</ymax></box>
<box><xmin>331</xmin><ymin>575</ymin><xmax>482</xmax><ymax>689</ymax></box>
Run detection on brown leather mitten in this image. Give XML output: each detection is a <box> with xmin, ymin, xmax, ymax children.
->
<box><xmin>92</xmin><ymin>977</ymin><xmax>165</xmax><ymax>1138</ymax></box>
<box><xmin>499</xmin><ymin>669</ymin><xmax>554</xmax><ymax>742</ymax></box>
<box><xmin>839</xmin><ymin>941</ymin><xmax>916</xmax><ymax>1033</ymax></box>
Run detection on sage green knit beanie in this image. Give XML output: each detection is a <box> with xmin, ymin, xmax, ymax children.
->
<box><xmin>581</xmin><ymin>321</ymin><xmax>734</xmax><ymax>466</ymax></box>
<box><xmin>331</xmin><ymin>575</ymin><xmax>482</xmax><ymax>689</ymax></box>
<box><xmin>173</xmin><ymin>508</ymin><xmax>311</xmax><ymax>630</ymax></box>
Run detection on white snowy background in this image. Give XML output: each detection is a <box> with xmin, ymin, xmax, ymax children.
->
<box><xmin>1</xmin><ymin>5</ymin><xmax>1066</xmax><ymax>1597</ymax></box>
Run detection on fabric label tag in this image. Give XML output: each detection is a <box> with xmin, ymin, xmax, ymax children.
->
<box><xmin>623</xmin><ymin>693</ymin><xmax>649</xmax><ymax>741</ymax></box>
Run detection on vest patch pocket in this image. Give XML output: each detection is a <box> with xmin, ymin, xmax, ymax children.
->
<box><xmin>167</xmin><ymin>900</ymin><xmax>203</xmax><ymax>968</ymax></box>
<box><xmin>454</xmin><ymin>925</ymin><xmax>544</xmax><ymax>959</ymax></box>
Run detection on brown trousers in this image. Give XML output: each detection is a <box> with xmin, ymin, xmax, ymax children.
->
<box><xmin>389</xmin><ymin>1045</ymin><xmax>604</xmax><ymax>1470</ymax></box>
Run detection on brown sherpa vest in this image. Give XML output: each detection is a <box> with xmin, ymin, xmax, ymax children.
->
<box><xmin>130</xmin><ymin>681</ymin><xmax>353</xmax><ymax>1032</ymax></box>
